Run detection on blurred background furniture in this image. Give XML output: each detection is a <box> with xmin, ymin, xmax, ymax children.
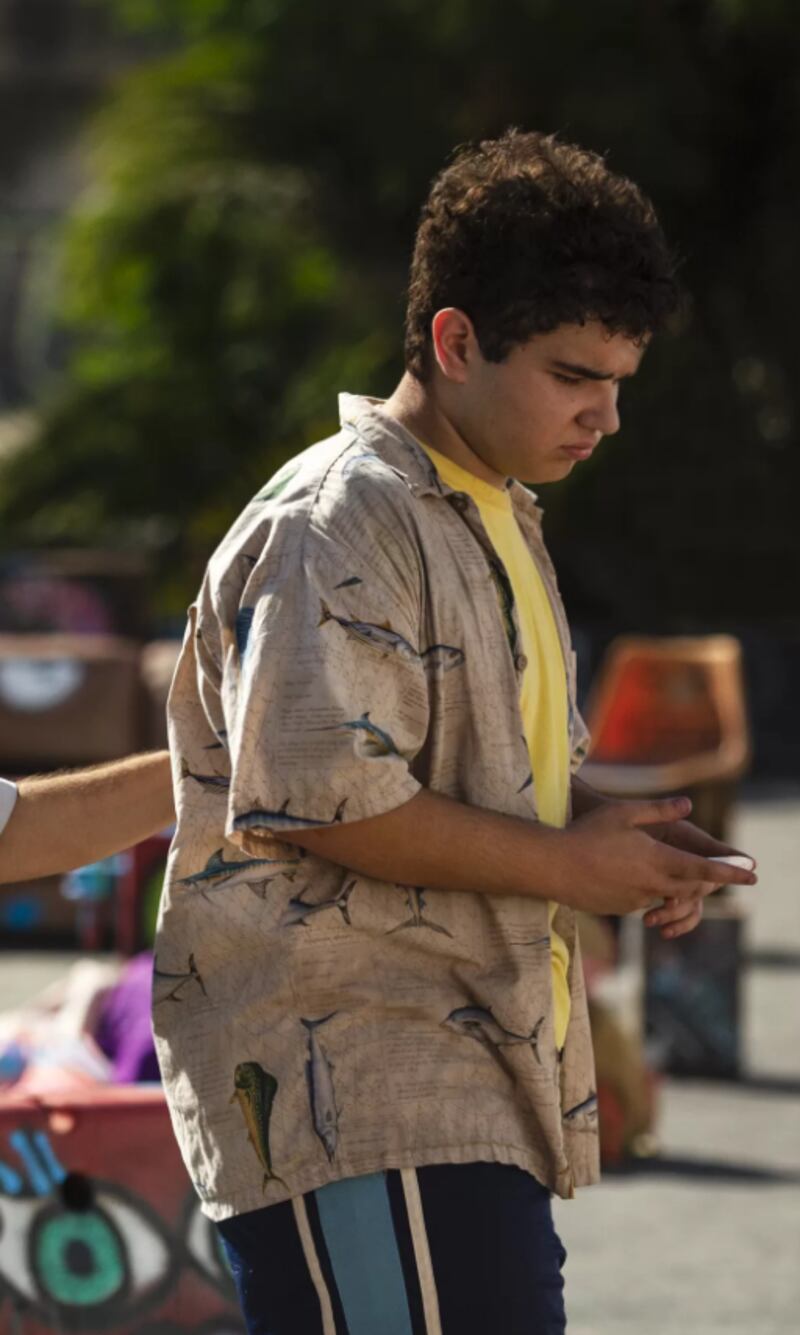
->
<box><xmin>580</xmin><ymin>634</ymin><xmax>750</xmax><ymax>839</ymax></box>
<box><xmin>578</xmin><ymin>635</ymin><xmax>753</xmax><ymax>1098</ymax></box>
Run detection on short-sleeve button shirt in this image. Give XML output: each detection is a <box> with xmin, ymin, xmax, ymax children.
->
<box><xmin>156</xmin><ymin>393</ymin><xmax>597</xmax><ymax>1221</ymax></box>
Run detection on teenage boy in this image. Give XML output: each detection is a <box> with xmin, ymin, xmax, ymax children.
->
<box><xmin>141</xmin><ymin>131</ymin><xmax>754</xmax><ymax>1334</ymax></box>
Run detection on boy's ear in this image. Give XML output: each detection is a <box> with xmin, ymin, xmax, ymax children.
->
<box><xmin>431</xmin><ymin>308</ymin><xmax>477</xmax><ymax>383</ymax></box>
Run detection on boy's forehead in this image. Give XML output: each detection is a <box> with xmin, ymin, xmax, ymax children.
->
<box><xmin>530</xmin><ymin>321</ymin><xmax>648</xmax><ymax>376</ymax></box>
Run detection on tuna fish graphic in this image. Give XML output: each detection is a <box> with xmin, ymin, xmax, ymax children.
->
<box><xmin>180</xmin><ymin>757</ymin><xmax>230</xmax><ymax>793</ymax></box>
<box><xmin>153</xmin><ymin>952</ymin><xmax>208</xmax><ymax>1004</ymax></box>
<box><xmin>321</xmin><ymin>712</ymin><xmax>400</xmax><ymax>758</ymax></box>
<box><xmin>280</xmin><ymin>880</ymin><xmax>356</xmax><ymax>928</ymax></box>
<box><xmin>230</xmin><ymin>1062</ymin><xmax>288</xmax><ymax>1192</ymax></box>
<box><xmin>420</xmin><ymin>644</ymin><xmax>465</xmax><ymax>674</ymax></box>
<box><xmin>233</xmin><ymin>797</ymin><xmax>348</xmax><ymax>833</ymax></box>
<box><xmin>562</xmin><ymin>1092</ymin><xmax>598</xmax><ymax>1126</ymax></box>
<box><xmin>301</xmin><ymin>1014</ymin><xmax>340</xmax><ymax>1163</ymax></box>
<box><xmin>386</xmin><ymin>887</ymin><xmax>453</xmax><ymax>938</ymax></box>
<box><xmin>318</xmin><ymin>600</ymin><xmax>419</xmax><ymax>662</ymax></box>
<box><xmin>178</xmin><ymin>847</ymin><xmax>302</xmax><ymax>890</ymax></box>
<box><xmin>443</xmin><ymin>1006</ymin><xmax>546</xmax><ymax>1064</ymax></box>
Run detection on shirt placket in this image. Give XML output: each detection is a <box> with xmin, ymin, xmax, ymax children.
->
<box><xmin>443</xmin><ymin>489</ymin><xmax>530</xmax><ymax>678</ymax></box>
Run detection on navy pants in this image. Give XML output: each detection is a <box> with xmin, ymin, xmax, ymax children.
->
<box><xmin>217</xmin><ymin>1161</ymin><xmax>568</xmax><ymax>1334</ymax></box>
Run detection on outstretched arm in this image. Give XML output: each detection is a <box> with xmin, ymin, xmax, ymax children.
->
<box><xmin>0</xmin><ymin>751</ymin><xmax>175</xmax><ymax>884</ymax></box>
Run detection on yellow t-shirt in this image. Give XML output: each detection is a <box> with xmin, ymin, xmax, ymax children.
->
<box><xmin>419</xmin><ymin>443</ymin><xmax>572</xmax><ymax>1049</ymax></box>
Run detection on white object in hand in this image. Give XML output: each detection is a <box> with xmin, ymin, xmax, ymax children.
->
<box><xmin>708</xmin><ymin>854</ymin><xmax>755</xmax><ymax>872</ymax></box>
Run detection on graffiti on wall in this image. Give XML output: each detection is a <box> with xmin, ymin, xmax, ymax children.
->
<box><xmin>0</xmin><ymin>1101</ymin><xmax>243</xmax><ymax>1334</ymax></box>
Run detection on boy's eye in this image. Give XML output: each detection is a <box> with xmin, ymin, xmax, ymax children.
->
<box><xmin>554</xmin><ymin>373</ymin><xmax>582</xmax><ymax>386</ymax></box>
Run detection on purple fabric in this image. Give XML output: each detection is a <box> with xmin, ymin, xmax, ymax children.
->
<box><xmin>94</xmin><ymin>951</ymin><xmax>160</xmax><ymax>1084</ymax></box>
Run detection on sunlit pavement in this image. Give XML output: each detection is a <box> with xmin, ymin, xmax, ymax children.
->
<box><xmin>554</xmin><ymin>785</ymin><xmax>800</xmax><ymax>1334</ymax></box>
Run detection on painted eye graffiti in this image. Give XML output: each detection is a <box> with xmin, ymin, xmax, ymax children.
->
<box><xmin>182</xmin><ymin>1195</ymin><xmax>236</xmax><ymax>1299</ymax></box>
<box><xmin>0</xmin><ymin>1180</ymin><xmax>175</xmax><ymax>1328</ymax></box>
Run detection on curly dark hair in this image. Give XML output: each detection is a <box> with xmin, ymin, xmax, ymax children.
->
<box><xmin>404</xmin><ymin>129</ymin><xmax>681</xmax><ymax>380</ymax></box>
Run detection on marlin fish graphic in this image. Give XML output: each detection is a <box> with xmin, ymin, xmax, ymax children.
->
<box><xmin>318</xmin><ymin>600</ymin><xmax>419</xmax><ymax>662</ymax></box>
<box><xmin>180</xmin><ymin>758</ymin><xmax>230</xmax><ymax>793</ymax></box>
<box><xmin>386</xmin><ymin>887</ymin><xmax>452</xmax><ymax>938</ymax></box>
<box><xmin>301</xmin><ymin>1014</ymin><xmax>340</xmax><ymax>1163</ymax></box>
<box><xmin>443</xmin><ymin>1006</ymin><xmax>546</xmax><ymax>1064</ymax></box>
<box><xmin>233</xmin><ymin>797</ymin><xmax>348</xmax><ymax>833</ymax></box>
<box><xmin>321</xmin><ymin>712</ymin><xmax>400</xmax><ymax>757</ymax></box>
<box><xmin>245</xmin><ymin>872</ymin><xmax>298</xmax><ymax>902</ymax></box>
<box><xmin>280</xmin><ymin>880</ymin><xmax>356</xmax><ymax>928</ymax></box>
<box><xmin>153</xmin><ymin>953</ymin><xmax>208</xmax><ymax>1004</ymax></box>
<box><xmin>178</xmin><ymin>848</ymin><xmax>302</xmax><ymax>890</ymax></box>
<box><xmin>562</xmin><ymin>1092</ymin><xmax>598</xmax><ymax>1125</ymax></box>
<box><xmin>235</xmin><ymin>606</ymin><xmax>255</xmax><ymax>659</ymax></box>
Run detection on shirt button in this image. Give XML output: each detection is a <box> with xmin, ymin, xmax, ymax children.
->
<box><xmin>450</xmin><ymin>492</ymin><xmax>469</xmax><ymax>512</ymax></box>
<box><xmin>514</xmin><ymin>652</ymin><xmax>528</xmax><ymax>671</ymax></box>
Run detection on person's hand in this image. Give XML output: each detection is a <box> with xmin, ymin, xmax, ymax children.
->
<box><xmin>557</xmin><ymin>796</ymin><xmax>757</xmax><ymax>918</ymax></box>
<box><xmin>640</xmin><ymin>815</ymin><xmax>756</xmax><ymax>940</ymax></box>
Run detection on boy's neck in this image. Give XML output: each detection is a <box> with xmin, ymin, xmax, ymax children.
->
<box><xmin>382</xmin><ymin>373</ymin><xmax>507</xmax><ymax>490</ymax></box>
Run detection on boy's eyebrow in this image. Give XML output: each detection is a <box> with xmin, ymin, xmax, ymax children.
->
<box><xmin>551</xmin><ymin>359</ymin><xmax>634</xmax><ymax>381</ymax></box>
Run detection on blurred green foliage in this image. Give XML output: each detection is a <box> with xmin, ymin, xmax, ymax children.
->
<box><xmin>0</xmin><ymin>0</ymin><xmax>797</xmax><ymax>622</ymax></box>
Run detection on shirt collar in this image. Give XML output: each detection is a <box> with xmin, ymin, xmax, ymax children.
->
<box><xmin>338</xmin><ymin>392</ymin><xmax>544</xmax><ymax>524</ymax></box>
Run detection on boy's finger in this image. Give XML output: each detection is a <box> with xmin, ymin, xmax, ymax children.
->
<box><xmin>661</xmin><ymin>847</ymin><xmax>757</xmax><ymax>887</ymax></box>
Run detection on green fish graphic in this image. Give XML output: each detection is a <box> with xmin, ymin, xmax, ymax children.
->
<box><xmin>254</xmin><ymin>462</ymin><xmax>300</xmax><ymax>502</ymax></box>
<box><xmin>230</xmin><ymin>1062</ymin><xmax>288</xmax><ymax>1193</ymax></box>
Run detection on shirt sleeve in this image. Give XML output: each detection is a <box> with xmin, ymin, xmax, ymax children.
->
<box><xmin>0</xmin><ymin>778</ymin><xmax>18</xmax><ymax>836</ymax></box>
<box><xmin>222</xmin><ymin>476</ymin><xmax>430</xmax><ymax>850</ymax></box>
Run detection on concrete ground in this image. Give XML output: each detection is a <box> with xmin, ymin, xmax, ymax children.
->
<box><xmin>554</xmin><ymin>784</ymin><xmax>800</xmax><ymax>1334</ymax></box>
<box><xmin>1</xmin><ymin>786</ymin><xmax>798</xmax><ymax>1332</ymax></box>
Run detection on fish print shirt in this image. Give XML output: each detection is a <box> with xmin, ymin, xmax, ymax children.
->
<box><xmin>156</xmin><ymin>393</ymin><xmax>598</xmax><ymax>1222</ymax></box>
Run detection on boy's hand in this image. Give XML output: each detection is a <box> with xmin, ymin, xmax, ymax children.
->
<box><xmin>640</xmin><ymin>814</ymin><xmax>756</xmax><ymax>939</ymax></box>
<box><xmin>559</xmin><ymin>796</ymin><xmax>757</xmax><ymax>918</ymax></box>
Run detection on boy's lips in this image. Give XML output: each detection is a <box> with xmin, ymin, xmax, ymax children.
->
<box><xmin>559</xmin><ymin>443</ymin><xmax>595</xmax><ymax>460</ymax></box>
